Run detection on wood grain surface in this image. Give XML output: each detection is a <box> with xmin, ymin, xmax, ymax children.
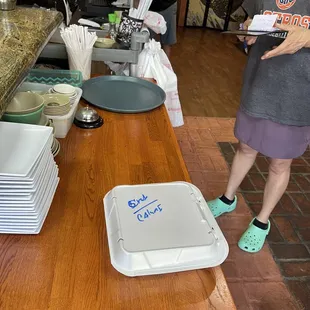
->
<box><xmin>171</xmin><ymin>28</ymin><xmax>246</xmax><ymax>118</ymax></box>
<box><xmin>0</xmin><ymin>103</ymin><xmax>235</xmax><ymax>309</ymax></box>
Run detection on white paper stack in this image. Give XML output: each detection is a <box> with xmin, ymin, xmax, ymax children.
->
<box><xmin>0</xmin><ymin>122</ymin><xmax>60</xmax><ymax>234</ymax></box>
<box><xmin>248</xmin><ymin>14</ymin><xmax>278</xmax><ymax>32</ymax></box>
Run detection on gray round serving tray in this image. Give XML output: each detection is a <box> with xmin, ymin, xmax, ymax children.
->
<box><xmin>81</xmin><ymin>76</ymin><xmax>166</xmax><ymax>113</ymax></box>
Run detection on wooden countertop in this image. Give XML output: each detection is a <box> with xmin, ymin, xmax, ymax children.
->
<box><xmin>0</xmin><ymin>104</ymin><xmax>235</xmax><ymax>309</ymax></box>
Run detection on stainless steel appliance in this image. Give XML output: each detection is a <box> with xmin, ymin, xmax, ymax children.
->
<box><xmin>0</xmin><ymin>0</ymin><xmax>16</xmax><ymax>10</ymax></box>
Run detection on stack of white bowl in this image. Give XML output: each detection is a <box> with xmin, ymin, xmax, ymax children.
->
<box><xmin>43</xmin><ymin>94</ymin><xmax>71</xmax><ymax>116</ymax></box>
<box><xmin>48</xmin><ymin>84</ymin><xmax>78</xmax><ymax>105</ymax></box>
<box><xmin>37</xmin><ymin>114</ymin><xmax>60</xmax><ymax>157</ymax></box>
<box><xmin>2</xmin><ymin>92</ymin><xmax>44</xmax><ymax>124</ymax></box>
<box><xmin>0</xmin><ymin>122</ymin><xmax>59</xmax><ymax>234</ymax></box>
<box><xmin>51</xmin><ymin>132</ymin><xmax>61</xmax><ymax>157</ymax></box>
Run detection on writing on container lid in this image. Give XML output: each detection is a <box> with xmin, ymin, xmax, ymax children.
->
<box><xmin>128</xmin><ymin>194</ymin><xmax>163</xmax><ymax>223</ymax></box>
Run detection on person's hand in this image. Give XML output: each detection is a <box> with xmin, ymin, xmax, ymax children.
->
<box><xmin>238</xmin><ymin>18</ymin><xmax>258</xmax><ymax>46</ymax></box>
<box><xmin>244</xmin><ymin>18</ymin><xmax>258</xmax><ymax>45</ymax></box>
<box><xmin>262</xmin><ymin>23</ymin><xmax>310</xmax><ymax>60</ymax></box>
<box><xmin>245</xmin><ymin>36</ymin><xmax>258</xmax><ymax>46</ymax></box>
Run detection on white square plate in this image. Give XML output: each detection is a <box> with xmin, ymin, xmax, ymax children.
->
<box><xmin>0</xmin><ymin>177</ymin><xmax>59</xmax><ymax>234</ymax></box>
<box><xmin>0</xmin><ymin>135</ymin><xmax>53</xmax><ymax>183</ymax></box>
<box><xmin>0</xmin><ymin>157</ymin><xmax>57</xmax><ymax>207</ymax></box>
<box><xmin>0</xmin><ymin>122</ymin><xmax>53</xmax><ymax>177</ymax></box>
<box><xmin>0</xmin><ymin>150</ymin><xmax>52</xmax><ymax>193</ymax></box>
<box><xmin>0</xmin><ymin>165</ymin><xmax>58</xmax><ymax>218</ymax></box>
<box><xmin>0</xmin><ymin>147</ymin><xmax>51</xmax><ymax>188</ymax></box>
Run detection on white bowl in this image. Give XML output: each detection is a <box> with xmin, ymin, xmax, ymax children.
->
<box><xmin>6</xmin><ymin>92</ymin><xmax>44</xmax><ymax>115</ymax></box>
<box><xmin>53</xmin><ymin>84</ymin><xmax>76</xmax><ymax>96</ymax></box>
<box><xmin>43</xmin><ymin>94</ymin><xmax>70</xmax><ymax>108</ymax></box>
<box><xmin>37</xmin><ymin>114</ymin><xmax>49</xmax><ymax>126</ymax></box>
<box><xmin>49</xmin><ymin>88</ymin><xmax>77</xmax><ymax>99</ymax></box>
<box><xmin>94</xmin><ymin>38</ymin><xmax>115</xmax><ymax>49</ymax></box>
<box><xmin>43</xmin><ymin>94</ymin><xmax>71</xmax><ymax>117</ymax></box>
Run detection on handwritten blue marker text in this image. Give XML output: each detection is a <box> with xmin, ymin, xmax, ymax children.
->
<box><xmin>128</xmin><ymin>194</ymin><xmax>148</xmax><ymax>209</ymax></box>
<box><xmin>127</xmin><ymin>194</ymin><xmax>163</xmax><ymax>223</ymax></box>
<box><xmin>137</xmin><ymin>204</ymin><xmax>163</xmax><ymax>222</ymax></box>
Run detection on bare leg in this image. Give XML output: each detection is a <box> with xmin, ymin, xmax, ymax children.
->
<box><xmin>224</xmin><ymin>142</ymin><xmax>258</xmax><ymax>200</ymax></box>
<box><xmin>257</xmin><ymin>158</ymin><xmax>292</xmax><ymax>223</ymax></box>
<box><xmin>163</xmin><ymin>45</ymin><xmax>171</xmax><ymax>58</ymax></box>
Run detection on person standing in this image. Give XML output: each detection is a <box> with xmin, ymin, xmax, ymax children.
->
<box><xmin>208</xmin><ymin>0</ymin><xmax>310</xmax><ymax>253</ymax></box>
<box><xmin>149</xmin><ymin>0</ymin><xmax>178</xmax><ymax>57</ymax></box>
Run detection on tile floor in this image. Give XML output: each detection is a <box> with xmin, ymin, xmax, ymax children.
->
<box><xmin>174</xmin><ymin>116</ymin><xmax>310</xmax><ymax>310</ymax></box>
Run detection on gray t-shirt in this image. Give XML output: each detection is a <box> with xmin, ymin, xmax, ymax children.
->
<box><xmin>241</xmin><ymin>0</ymin><xmax>310</xmax><ymax>126</ymax></box>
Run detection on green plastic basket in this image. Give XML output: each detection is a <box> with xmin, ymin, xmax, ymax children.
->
<box><xmin>26</xmin><ymin>69</ymin><xmax>83</xmax><ymax>87</ymax></box>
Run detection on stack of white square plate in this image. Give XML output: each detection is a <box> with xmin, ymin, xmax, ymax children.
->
<box><xmin>0</xmin><ymin>122</ymin><xmax>60</xmax><ymax>234</ymax></box>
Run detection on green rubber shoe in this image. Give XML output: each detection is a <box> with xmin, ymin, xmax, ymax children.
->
<box><xmin>207</xmin><ymin>196</ymin><xmax>237</xmax><ymax>218</ymax></box>
<box><xmin>238</xmin><ymin>219</ymin><xmax>270</xmax><ymax>253</ymax></box>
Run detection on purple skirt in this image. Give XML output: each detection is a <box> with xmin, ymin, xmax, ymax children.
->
<box><xmin>235</xmin><ymin>110</ymin><xmax>310</xmax><ymax>159</ymax></box>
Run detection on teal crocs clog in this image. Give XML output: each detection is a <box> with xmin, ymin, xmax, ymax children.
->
<box><xmin>207</xmin><ymin>196</ymin><xmax>237</xmax><ymax>218</ymax></box>
<box><xmin>238</xmin><ymin>219</ymin><xmax>270</xmax><ymax>253</ymax></box>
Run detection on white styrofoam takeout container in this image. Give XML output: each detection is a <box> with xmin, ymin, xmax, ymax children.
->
<box><xmin>103</xmin><ymin>181</ymin><xmax>229</xmax><ymax>277</ymax></box>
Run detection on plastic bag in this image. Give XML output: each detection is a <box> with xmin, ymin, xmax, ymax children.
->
<box><xmin>143</xmin><ymin>11</ymin><xmax>167</xmax><ymax>35</ymax></box>
<box><xmin>137</xmin><ymin>40</ymin><xmax>184</xmax><ymax>127</ymax></box>
<box><xmin>105</xmin><ymin>61</ymin><xmax>129</xmax><ymax>76</ymax></box>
